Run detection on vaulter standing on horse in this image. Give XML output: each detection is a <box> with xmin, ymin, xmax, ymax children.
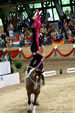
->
<box><xmin>31</xmin><ymin>9</ymin><xmax>41</xmax><ymax>53</ymax></box>
<box><xmin>27</xmin><ymin>9</ymin><xmax>45</xmax><ymax>85</ymax></box>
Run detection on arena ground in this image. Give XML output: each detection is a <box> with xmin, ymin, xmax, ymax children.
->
<box><xmin>0</xmin><ymin>44</ymin><xmax>75</xmax><ymax>113</ymax></box>
<box><xmin>0</xmin><ymin>73</ymin><xmax>75</xmax><ymax>113</ymax></box>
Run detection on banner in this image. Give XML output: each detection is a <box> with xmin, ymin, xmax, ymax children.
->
<box><xmin>0</xmin><ymin>72</ymin><xmax>20</xmax><ymax>88</ymax></box>
<box><xmin>0</xmin><ymin>61</ymin><xmax>11</xmax><ymax>75</ymax></box>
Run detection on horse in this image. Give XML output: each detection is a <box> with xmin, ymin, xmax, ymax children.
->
<box><xmin>25</xmin><ymin>67</ymin><xmax>42</xmax><ymax>113</ymax></box>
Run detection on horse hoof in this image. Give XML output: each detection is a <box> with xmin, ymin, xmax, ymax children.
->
<box><xmin>36</xmin><ymin>102</ymin><xmax>39</xmax><ymax>106</ymax></box>
<box><xmin>27</xmin><ymin>109</ymin><xmax>32</xmax><ymax>113</ymax></box>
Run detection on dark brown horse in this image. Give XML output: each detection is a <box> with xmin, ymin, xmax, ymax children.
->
<box><xmin>26</xmin><ymin>68</ymin><xmax>42</xmax><ymax>113</ymax></box>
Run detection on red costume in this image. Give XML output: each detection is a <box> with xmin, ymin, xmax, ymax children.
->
<box><xmin>31</xmin><ymin>12</ymin><xmax>41</xmax><ymax>52</ymax></box>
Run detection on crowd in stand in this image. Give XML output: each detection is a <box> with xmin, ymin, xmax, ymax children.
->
<box><xmin>0</xmin><ymin>11</ymin><xmax>75</xmax><ymax>47</ymax></box>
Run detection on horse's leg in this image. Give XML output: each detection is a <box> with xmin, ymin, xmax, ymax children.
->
<box><xmin>36</xmin><ymin>94</ymin><xmax>40</xmax><ymax>105</ymax></box>
<box><xmin>36</xmin><ymin>79</ymin><xmax>43</xmax><ymax>105</ymax></box>
<box><xmin>31</xmin><ymin>93</ymin><xmax>34</xmax><ymax>103</ymax></box>
<box><xmin>32</xmin><ymin>93</ymin><xmax>39</xmax><ymax>113</ymax></box>
<box><xmin>31</xmin><ymin>94</ymin><xmax>39</xmax><ymax>105</ymax></box>
<box><xmin>27</xmin><ymin>92</ymin><xmax>31</xmax><ymax>112</ymax></box>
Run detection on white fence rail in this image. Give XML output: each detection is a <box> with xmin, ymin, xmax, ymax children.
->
<box><xmin>43</xmin><ymin>70</ymin><xmax>56</xmax><ymax>77</ymax></box>
<box><xmin>67</xmin><ymin>67</ymin><xmax>75</xmax><ymax>73</ymax></box>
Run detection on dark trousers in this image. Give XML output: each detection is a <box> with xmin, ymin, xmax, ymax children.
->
<box><xmin>31</xmin><ymin>28</ymin><xmax>38</xmax><ymax>53</ymax></box>
<box><xmin>28</xmin><ymin>54</ymin><xmax>44</xmax><ymax>82</ymax></box>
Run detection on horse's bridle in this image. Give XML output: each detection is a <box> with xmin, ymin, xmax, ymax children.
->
<box><xmin>28</xmin><ymin>70</ymin><xmax>41</xmax><ymax>89</ymax></box>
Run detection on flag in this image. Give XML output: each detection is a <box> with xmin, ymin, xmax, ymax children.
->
<box><xmin>52</xmin><ymin>35</ymin><xmax>64</xmax><ymax>46</ymax></box>
<box><xmin>13</xmin><ymin>40</ymin><xmax>20</xmax><ymax>46</ymax></box>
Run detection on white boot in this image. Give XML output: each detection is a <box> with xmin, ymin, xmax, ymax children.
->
<box><xmin>28</xmin><ymin>104</ymin><xmax>31</xmax><ymax>112</ymax></box>
<box><xmin>32</xmin><ymin>105</ymin><xmax>36</xmax><ymax>113</ymax></box>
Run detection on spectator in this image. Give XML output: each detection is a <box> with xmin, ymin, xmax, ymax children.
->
<box><xmin>3</xmin><ymin>17</ymin><xmax>8</xmax><ymax>35</ymax></box>
<box><xmin>10</xmin><ymin>39</ymin><xmax>13</xmax><ymax>47</ymax></box>
<box><xmin>49</xmin><ymin>24</ymin><xmax>53</xmax><ymax>34</ymax></box>
<box><xmin>10</xmin><ymin>22</ymin><xmax>14</xmax><ymax>30</ymax></box>
<box><xmin>67</xmin><ymin>28</ymin><xmax>72</xmax><ymax>42</ymax></box>
<box><xmin>13</xmin><ymin>17</ymin><xmax>17</xmax><ymax>32</ymax></box>
<box><xmin>9</xmin><ymin>28</ymin><xmax>14</xmax><ymax>40</ymax></box>
<box><xmin>16</xmin><ymin>33</ymin><xmax>20</xmax><ymax>40</ymax></box>
<box><xmin>58</xmin><ymin>20</ymin><xmax>63</xmax><ymax>31</ymax></box>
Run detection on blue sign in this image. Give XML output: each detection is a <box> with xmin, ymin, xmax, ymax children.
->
<box><xmin>0</xmin><ymin>76</ymin><xmax>3</xmax><ymax>81</ymax></box>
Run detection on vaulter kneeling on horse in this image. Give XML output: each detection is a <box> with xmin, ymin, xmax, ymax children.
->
<box><xmin>27</xmin><ymin>45</ymin><xmax>45</xmax><ymax>85</ymax></box>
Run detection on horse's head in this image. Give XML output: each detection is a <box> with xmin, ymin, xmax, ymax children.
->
<box><xmin>26</xmin><ymin>67</ymin><xmax>43</xmax><ymax>89</ymax></box>
<box><xmin>30</xmin><ymin>68</ymin><xmax>42</xmax><ymax>83</ymax></box>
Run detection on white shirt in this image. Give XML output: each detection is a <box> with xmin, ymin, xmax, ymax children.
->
<box><xmin>9</xmin><ymin>30</ymin><xmax>14</xmax><ymax>38</ymax></box>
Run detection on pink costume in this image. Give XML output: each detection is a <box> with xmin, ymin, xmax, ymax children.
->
<box><xmin>31</xmin><ymin>12</ymin><xmax>41</xmax><ymax>50</ymax></box>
